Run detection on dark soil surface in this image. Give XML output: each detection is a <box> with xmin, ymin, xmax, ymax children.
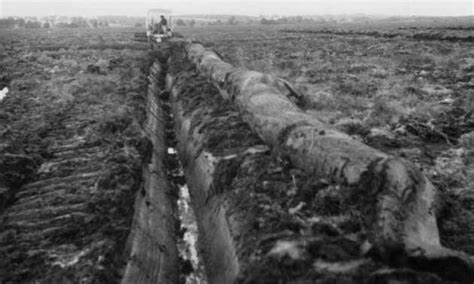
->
<box><xmin>279</xmin><ymin>28</ymin><xmax>474</xmax><ymax>42</ymax></box>
<box><xmin>0</xmin><ymin>28</ymin><xmax>152</xmax><ymax>283</ymax></box>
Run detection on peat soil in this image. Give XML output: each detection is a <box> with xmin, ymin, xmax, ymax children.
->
<box><xmin>363</xmin><ymin>109</ymin><xmax>474</xmax><ymax>257</ymax></box>
<box><xmin>0</xmin><ymin>34</ymin><xmax>153</xmax><ymax>282</ymax></box>
<box><xmin>168</xmin><ymin>49</ymin><xmax>469</xmax><ymax>282</ymax></box>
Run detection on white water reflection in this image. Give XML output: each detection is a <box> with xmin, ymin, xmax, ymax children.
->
<box><xmin>0</xmin><ymin>87</ymin><xmax>8</xmax><ymax>102</ymax></box>
<box><xmin>178</xmin><ymin>184</ymin><xmax>207</xmax><ymax>284</ymax></box>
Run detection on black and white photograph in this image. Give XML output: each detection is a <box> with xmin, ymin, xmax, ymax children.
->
<box><xmin>0</xmin><ymin>0</ymin><xmax>473</xmax><ymax>283</ymax></box>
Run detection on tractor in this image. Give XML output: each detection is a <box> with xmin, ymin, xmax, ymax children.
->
<box><xmin>134</xmin><ymin>9</ymin><xmax>173</xmax><ymax>46</ymax></box>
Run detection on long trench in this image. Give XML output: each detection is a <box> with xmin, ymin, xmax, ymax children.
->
<box><xmin>126</xmin><ymin>40</ymin><xmax>474</xmax><ymax>283</ymax></box>
<box><xmin>126</xmin><ymin>43</ymin><xmax>268</xmax><ymax>283</ymax></box>
<box><xmin>123</xmin><ymin>47</ymin><xmax>209</xmax><ymax>283</ymax></box>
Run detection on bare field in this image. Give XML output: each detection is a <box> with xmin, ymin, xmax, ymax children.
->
<box><xmin>0</xmin><ymin>27</ymin><xmax>151</xmax><ymax>283</ymax></box>
<box><xmin>0</xmin><ymin>19</ymin><xmax>473</xmax><ymax>283</ymax></box>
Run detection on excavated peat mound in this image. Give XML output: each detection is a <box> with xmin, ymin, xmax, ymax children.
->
<box><xmin>183</xmin><ymin>24</ymin><xmax>474</xmax><ymax>282</ymax></box>
<box><xmin>165</xmin><ymin>42</ymin><xmax>470</xmax><ymax>283</ymax></box>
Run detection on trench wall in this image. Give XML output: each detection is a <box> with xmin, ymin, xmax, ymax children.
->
<box><xmin>122</xmin><ymin>62</ymin><xmax>179</xmax><ymax>283</ymax></box>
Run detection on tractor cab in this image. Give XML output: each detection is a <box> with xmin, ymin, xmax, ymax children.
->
<box><xmin>146</xmin><ymin>9</ymin><xmax>173</xmax><ymax>43</ymax></box>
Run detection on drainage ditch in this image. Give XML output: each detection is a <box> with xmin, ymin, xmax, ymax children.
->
<box><xmin>162</xmin><ymin>87</ymin><xmax>208</xmax><ymax>283</ymax></box>
<box><xmin>124</xmin><ymin>47</ymin><xmax>208</xmax><ymax>283</ymax></box>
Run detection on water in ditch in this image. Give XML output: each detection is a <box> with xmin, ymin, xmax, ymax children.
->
<box><xmin>177</xmin><ymin>183</ymin><xmax>207</xmax><ymax>284</ymax></box>
<box><xmin>0</xmin><ymin>87</ymin><xmax>8</xmax><ymax>102</ymax></box>
<box><xmin>164</xmin><ymin>109</ymin><xmax>207</xmax><ymax>284</ymax></box>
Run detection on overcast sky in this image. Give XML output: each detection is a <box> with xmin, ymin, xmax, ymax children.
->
<box><xmin>1</xmin><ymin>0</ymin><xmax>473</xmax><ymax>17</ymax></box>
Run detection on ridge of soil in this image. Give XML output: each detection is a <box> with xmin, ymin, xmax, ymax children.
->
<box><xmin>168</xmin><ymin>50</ymin><xmax>455</xmax><ymax>282</ymax></box>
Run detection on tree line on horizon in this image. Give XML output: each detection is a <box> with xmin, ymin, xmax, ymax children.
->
<box><xmin>0</xmin><ymin>14</ymin><xmax>343</xmax><ymax>29</ymax></box>
<box><xmin>4</xmin><ymin>14</ymin><xmax>469</xmax><ymax>29</ymax></box>
<box><xmin>0</xmin><ymin>16</ymin><xmax>111</xmax><ymax>29</ymax></box>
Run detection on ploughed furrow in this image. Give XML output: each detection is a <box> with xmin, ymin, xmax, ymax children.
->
<box><xmin>16</xmin><ymin>178</ymin><xmax>95</xmax><ymax>199</ymax></box>
<box><xmin>0</xmin><ymin>49</ymin><xmax>149</xmax><ymax>283</ymax></box>
<box><xmin>0</xmin><ymin>114</ymin><xmax>138</xmax><ymax>282</ymax></box>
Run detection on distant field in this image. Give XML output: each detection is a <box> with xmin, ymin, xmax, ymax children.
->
<box><xmin>0</xmin><ymin>27</ymin><xmax>146</xmax><ymax>51</ymax></box>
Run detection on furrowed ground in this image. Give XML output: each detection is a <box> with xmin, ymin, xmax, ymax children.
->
<box><xmin>0</xmin><ymin>18</ymin><xmax>473</xmax><ymax>283</ymax></box>
<box><xmin>0</xmin><ymin>28</ymin><xmax>151</xmax><ymax>282</ymax></box>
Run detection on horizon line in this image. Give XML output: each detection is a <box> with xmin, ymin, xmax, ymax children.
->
<box><xmin>2</xmin><ymin>13</ymin><xmax>474</xmax><ymax>19</ymax></box>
